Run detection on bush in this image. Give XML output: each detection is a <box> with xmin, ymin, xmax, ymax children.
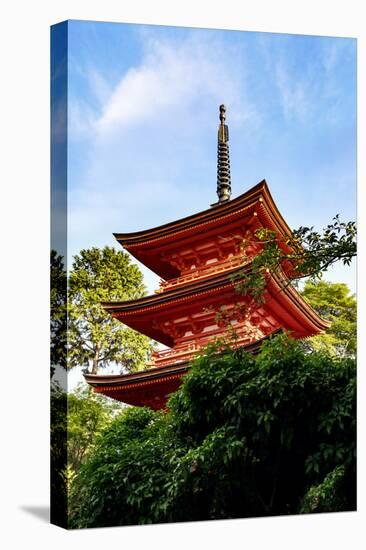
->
<box><xmin>69</xmin><ymin>334</ymin><xmax>356</xmax><ymax>527</ymax></box>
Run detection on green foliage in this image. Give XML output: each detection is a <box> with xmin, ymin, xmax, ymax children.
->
<box><xmin>52</xmin><ymin>383</ymin><xmax>126</xmax><ymax>527</ymax></box>
<box><xmin>50</xmin><ymin>384</ymin><xmax>68</xmax><ymax>526</ymax></box>
<box><xmin>301</xmin><ymin>280</ymin><xmax>356</xmax><ymax>357</ymax></box>
<box><xmin>167</xmin><ymin>335</ymin><xmax>356</xmax><ymax>518</ymax></box>
<box><xmin>299</xmin><ymin>465</ymin><xmax>354</xmax><ymax>513</ymax></box>
<box><xmin>68</xmin><ymin>246</ymin><xmax>152</xmax><ymax>374</ymax></box>
<box><xmin>67</xmin><ymin>384</ymin><xmax>122</xmax><ymax>473</ymax></box>
<box><xmin>292</xmin><ymin>216</ymin><xmax>356</xmax><ymax>274</ymax></box>
<box><xmin>235</xmin><ymin>217</ymin><xmax>356</xmax><ymax>301</ymax></box>
<box><xmin>69</xmin><ymin>335</ymin><xmax>356</xmax><ymax>527</ymax></box>
<box><xmin>69</xmin><ymin>407</ymin><xmax>179</xmax><ymax>527</ymax></box>
<box><xmin>50</xmin><ymin>250</ymin><xmax>67</xmax><ymax>375</ymax></box>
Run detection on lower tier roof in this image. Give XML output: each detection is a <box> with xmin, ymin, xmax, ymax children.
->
<box><xmin>84</xmin><ymin>331</ymin><xmax>282</xmax><ymax>410</ymax></box>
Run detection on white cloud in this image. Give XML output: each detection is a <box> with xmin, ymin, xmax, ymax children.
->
<box><xmin>275</xmin><ymin>60</ymin><xmax>309</xmax><ymax>121</ymax></box>
<box><xmin>321</xmin><ymin>40</ymin><xmax>346</xmax><ymax>74</ymax></box>
<box><xmin>256</xmin><ymin>35</ymin><xmax>313</xmax><ymax>122</ymax></box>
<box><xmin>67</xmin><ymin>32</ymin><xmax>261</xmax><ymax>268</ymax></box>
<box><xmin>68</xmin><ymin>33</ymin><xmax>260</xmax><ymax>145</ymax></box>
<box><xmin>87</xmin><ymin>67</ymin><xmax>112</xmax><ymax>105</ymax></box>
<box><xmin>95</xmin><ymin>35</ymin><xmax>257</xmax><ymax>136</ymax></box>
<box><xmin>65</xmin><ymin>29</ymin><xmax>356</xmax><ymax>298</ymax></box>
<box><xmin>271</xmin><ymin>38</ymin><xmax>354</xmax><ymax>124</ymax></box>
<box><xmin>68</xmin><ymin>98</ymin><xmax>98</xmax><ymax>139</ymax></box>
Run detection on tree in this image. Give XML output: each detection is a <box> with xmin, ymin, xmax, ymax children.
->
<box><xmin>234</xmin><ymin>216</ymin><xmax>356</xmax><ymax>301</ymax></box>
<box><xmin>301</xmin><ymin>280</ymin><xmax>356</xmax><ymax>357</ymax></box>
<box><xmin>50</xmin><ymin>384</ymin><xmax>68</xmax><ymax>527</ymax></box>
<box><xmin>50</xmin><ymin>250</ymin><xmax>67</xmax><ymax>376</ymax></box>
<box><xmin>165</xmin><ymin>335</ymin><xmax>355</xmax><ymax>520</ymax></box>
<box><xmin>68</xmin><ymin>246</ymin><xmax>152</xmax><ymax>374</ymax></box>
<box><xmin>52</xmin><ymin>383</ymin><xmax>124</xmax><ymax>528</ymax></box>
<box><xmin>69</xmin><ymin>334</ymin><xmax>356</xmax><ymax>527</ymax></box>
<box><xmin>67</xmin><ymin>384</ymin><xmax>122</xmax><ymax>473</ymax></box>
<box><xmin>51</xmin><ymin>251</ymin><xmax>68</xmax><ymax>525</ymax></box>
<box><xmin>69</xmin><ymin>407</ymin><xmax>175</xmax><ymax>528</ymax></box>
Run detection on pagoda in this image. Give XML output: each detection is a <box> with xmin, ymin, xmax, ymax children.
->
<box><xmin>84</xmin><ymin>105</ymin><xmax>329</xmax><ymax>410</ymax></box>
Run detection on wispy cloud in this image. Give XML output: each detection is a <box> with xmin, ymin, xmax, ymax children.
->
<box><xmin>259</xmin><ymin>35</ymin><xmax>354</xmax><ymax>124</ymax></box>
<box><xmin>69</xmin><ymin>32</ymin><xmax>259</xmax><ymax>142</ymax></box>
<box><xmin>68</xmin><ymin>98</ymin><xmax>97</xmax><ymax>139</ymax></box>
<box><xmin>68</xmin><ymin>31</ymin><xmax>261</xmax><ymax>274</ymax></box>
<box><xmin>95</xmin><ymin>34</ymin><xmax>257</xmax><ymax>136</ymax></box>
<box><xmin>274</xmin><ymin>59</ymin><xmax>310</xmax><ymax>121</ymax></box>
<box><xmin>66</xmin><ymin>26</ymin><xmax>356</xmax><ymax>294</ymax></box>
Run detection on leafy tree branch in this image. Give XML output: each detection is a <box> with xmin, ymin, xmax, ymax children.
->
<box><xmin>233</xmin><ymin>216</ymin><xmax>356</xmax><ymax>302</ymax></box>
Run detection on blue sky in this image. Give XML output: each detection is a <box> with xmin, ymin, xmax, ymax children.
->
<box><xmin>66</xmin><ymin>20</ymin><xmax>357</xmax><ymax>293</ymax></box>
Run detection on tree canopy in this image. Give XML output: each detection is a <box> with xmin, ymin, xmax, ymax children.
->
<box><xmin>68</xmin><ymin>246</ymin><xmax>152</xmax><ymax>374</ymax></box>
<box><xmin>69</xmin><ymin>334</ymin><xmax>356</xmax><ymax>528</ymax></box>
<box><xmin>50</xmin><ymin>250</ymin><xmax>67</xmax><ymax>376</ymax></box>
<box><xmin>301</xmin><ymin>280</ymin><xmax>356</xmax><ymax>357</ymax></box>
<box><xmin>67</xmin><ymin>385</ymin><xmax>123</xmax><ymax>473</ymax></box>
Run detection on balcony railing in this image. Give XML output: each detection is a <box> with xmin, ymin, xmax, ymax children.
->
<box><xmin>155</xmin><ymin>255</ymin><xmax>250</xmax><ymax>293</ymax></box>
<box><xmin>149</xmin><ymin>330</ymin><xmax>260</xmax><ymax>368</ymax></box>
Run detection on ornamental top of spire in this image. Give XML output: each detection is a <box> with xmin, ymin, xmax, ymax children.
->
<box><xmin>219</xmin><ymin>103</ymin><xmax>226</xmax><ymax>123</ymax></box>
<box><xmin>218</xmin><ymin>104</ymin><xmax>229</xmax><ymax>144</ymax></box>
<box><xmin>216</xmin><ymin>104</ymin><xmax>231</xmax><ymax>203</ymax></box>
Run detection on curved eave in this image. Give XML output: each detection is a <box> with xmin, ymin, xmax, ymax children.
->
<box><xmin>83</xmin><ymin>331</ymin><xmax>283</xmax><ymax>408</ymax></box>
<box><xmin>102</xmin><ymin>266</ymin><xmax>330</xmax><ymax>345</ymax></box>
<box><xmin>84</xmin><ymin>361</ymin><xmax>189</xmax><ymax>389</ymax></box>
<box><xmin>102</xmin><ymin>265</ymin><xmax>249</xmax><ymax>346</ymax></box>
<box><xmin>113</xmin><ymin>180</ymin><xmax>294</xmax><ymax>279</ymax></box>
<box><xmin>269</xmin><ymin>272</ymin><xmax>331</xmax><ymax>335</ymax></box>
<box><xmin>102</xmin><ymin>265</ymin><xmax>250</xmax><ymax>314</ymax></box>
<box><xmin>85</xmin><ymin>363</ymin><xmax>188</xmax><ymax>409</ymax></box>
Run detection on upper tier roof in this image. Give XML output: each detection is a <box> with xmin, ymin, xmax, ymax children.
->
<box><xmin>114</xmin><ymin>180</ymin><xmax>293</xmax><ymax>280</ymax></box>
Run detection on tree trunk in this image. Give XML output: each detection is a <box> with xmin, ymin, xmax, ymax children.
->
<box><xmin>91</xmin><ymin>347</ymin><xmax>100</xmax><ymax>374</ymax></box>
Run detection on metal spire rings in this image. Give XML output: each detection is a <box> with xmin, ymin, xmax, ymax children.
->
<box><xmin>217</xmin><ymin>104</ymin><xmax>231</xmax><ymax>203</ymax></box>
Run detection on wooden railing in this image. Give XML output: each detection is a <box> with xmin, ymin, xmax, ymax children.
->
<box><xmin>155</xmin><ymin>256</ymin><xmax>250</xmax><ymax>293</ymax></box>
<box><xmin>149</xmin><ymin>330</ymin><xmax>263</xmax><ymax>368</ymax></box>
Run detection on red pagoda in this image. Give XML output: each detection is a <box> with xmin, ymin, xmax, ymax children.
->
<box><xmin>84</xmin><ymin>105</ymin><xmax>329</xmax><ymax>410</ymax></box>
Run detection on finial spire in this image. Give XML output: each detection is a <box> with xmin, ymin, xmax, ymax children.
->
<box><xmin>216</xmin><ymin>104</ymin><xmax>231</xmax><ymax>203</ymax></box>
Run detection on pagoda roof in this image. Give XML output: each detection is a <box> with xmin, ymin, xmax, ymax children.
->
<box><xmin>102</xmin><ymin>265</ymin><xmax>330</xmax><ymax>347</ymax></box>
<box><xmin>84</xmin><ymin>331</ymin><xmax>282</xmax><ymax>410</ymax></box>
<box><xmin>85</xmin><ymin>362</ymin><xmax>188</xmax><ymax>409</ymax></box>
<box><xmin>103</xmin><ymin>265</ymin><xmax>250</xmax><ymax>346</ymax></box>
<box><xmin>114</xmin><ymin>180</ymin><xmax>293</xmax><ymax>280</ymax></box>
